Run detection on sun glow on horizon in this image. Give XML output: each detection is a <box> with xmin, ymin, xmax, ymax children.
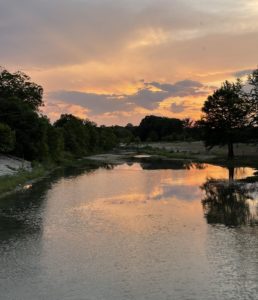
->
<box><xmin>2</xmin><ymin>0</ymin><xmax>258</xmax><ymax>125</ymax></box>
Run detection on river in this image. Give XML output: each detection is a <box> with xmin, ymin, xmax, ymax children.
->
<box><xmin>0</xmin><ymin>161</ymin><xmax>258</xmax><ymax>300</ymax></box>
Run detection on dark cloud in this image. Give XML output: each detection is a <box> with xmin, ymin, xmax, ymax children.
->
<box><xmin>124</xmin><ymin>88</ymin><xmax>168</xmax><ymax>109</ymax></box>
<box><xmin>50</xmin><ymin>79</ymin><xmax>208</xmax><ymax>114</ymax></box>
<box><xmin>170</xmin><ymin>102</ymin><xmax>188</xmax><ymax>113</ymax></box>
<box><xmin>146</xmin><ymin>80</ymin><xmax>205</xmax><ymax>96</ymax></box>
<box><xmin>50</xmin><ymin>91</ymin><xmax>131</xmax><ymax>114</ymax></box>
<box><xmin>233</xmin><ymin>69</ymin><xmax>254</xmax><ymax>78</ymax></box>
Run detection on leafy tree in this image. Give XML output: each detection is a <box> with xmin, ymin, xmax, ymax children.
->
<box><xmin>137</xmin><ymin>115</ymin><xmax>183</xmax><ymax>141</ymax></box>
<box><xmin>84</xmin><ymin>120</ymin><xmax>100</xmax><ymax>152</ymax></box>
<box><xmin>0</xmin><ymin>67</ymin><xmax>43</xmax><ymax>110</ymax></box>
<box><xmin>112</xmin><ymin>125</ymin><xmax>134</xmax><ymax>144</ymax></box>
<box><xmin>47</xmin><ymin>126</ymin><xmax>64</xmax><ymax>162</ymax></box>
<box><xmin>0</xmin><ymin>123</ymin><xmax>15</xmax><ymax>153</ymax></box>
<box><xmin>0</xmin><ymin>68</ymin><xmax>50</xmax><ymax>161</ymax></box>
<box><xmin>247</xmin><ymin>68</ymin><xmax>258</xmax><ymax>125</ymax></box>
<box><xmin>126</xmin><ymin>123</ymin><xmax>134</xmax><ymax>128</ymax></box>
<box><xmin>199</xmin><ymin>80</ymin><xmax>251</xmax><ymax>159</ymax></box>
<box><xmin>98</xmin><ymin>126</ymin><xmax>118</xmax><ymax>150</ymax></box>
<box><xmin>0</xmin><ymin>67</ymin><xmax>121</xmax><ymax>162</ymax></box>
<box><xmin>54</xmin><ymin>114</ymin><xmax>90</xmax><ymax>157</ymax></box>
<box><xmin>147</xmin><ymin>130</ymin><xmax>159</xmax><ymax>142</ymax></box>
<box><xmin>0</xmin><ymin>97</ymin><xmax>50</xmax><ymax>160</ymax></box>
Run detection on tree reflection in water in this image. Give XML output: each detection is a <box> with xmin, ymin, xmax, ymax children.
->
<box><xmin>201</xmin><ymin>167</ymin><xmax>258</xmax><ymax>227</ymax></box>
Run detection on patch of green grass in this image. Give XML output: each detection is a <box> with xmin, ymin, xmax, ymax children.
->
<box><xmin>135</xmin><ymin>144</ymin><xmax>258</xmax><ymax>168</ymax></box>
<box><xmin>0</xmin><ymin>165</ymin><xmax>46</xmax><ymax>195</ymax></box>
<box><xmin>0</xmin><ymin>154</ymin><xmax>110</xmax><ymax>197</ymax></box>
<box><xmin>138</xmin><ymin>148</ymin><xmax>197</xmax><ymax>160</ymax></box>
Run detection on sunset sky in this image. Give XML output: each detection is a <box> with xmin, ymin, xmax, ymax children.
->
<box><xmin>1</xmin><ymin>0</ymin><xmax>258</xmax><ymax>125</ymax></box>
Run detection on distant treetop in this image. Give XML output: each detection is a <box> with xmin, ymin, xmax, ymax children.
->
<box><xmin>0</xmin><ymin>67</ymin><xmax>43</xmax><ymax>110</ymax></box>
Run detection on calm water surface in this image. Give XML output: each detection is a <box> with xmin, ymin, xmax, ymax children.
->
<box><xmin>1</xmin><ymin>162</ymin><xmax>258</xmax><ymax>300</ymax></box>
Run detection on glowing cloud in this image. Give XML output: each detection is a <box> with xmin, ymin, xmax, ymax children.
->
<box><xmin>1</xmin><ymin>0</ymin><xmax>257</xmax><ymax>124</ymax></box>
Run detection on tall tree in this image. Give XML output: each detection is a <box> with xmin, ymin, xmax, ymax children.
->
<box><xmin>0</xmin><ymin>67</ymin><xmax>43</xmax><ymax>110</ymax></box>
<box><xmin>0</xmin><ymin>97</ymin><xmax>50</xmax><ymax>160</ymax></box>
<box><xmin>54</xmin><ymin>114</ymin><xmax>90</xmax><ymax>157</ymax></box>
<box><xmin>199</xmin><ymin>80</ymin><xmax>251</xmax><ymax>159</ymax></box>
<box><xmin>247</xmin><ymin>68</ymin><xmax>258</xmax><ymax>125</ymax></box>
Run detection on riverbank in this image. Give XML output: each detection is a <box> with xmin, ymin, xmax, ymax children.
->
<box><xmin>0</xmin><ymin>155</ymin><xmax>110</xmax><ymax>198</ymax></box>
<box><xmin>1</xmin><ymin>141</ymin><xmax>258</xmax><ymax>198</ymax></box>
<box><xmin>0</xmin><ymin>164</ymin><xmax>45</xmax><ymax>196</ymax></box>
<box><xmin>130</xmin><ymin>141</ymin><xmax>258</xmax><ymax>168</ymax></box>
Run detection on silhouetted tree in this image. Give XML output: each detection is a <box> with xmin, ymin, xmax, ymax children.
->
<box><xmin>0</xmin><ymin>67</ymin><xmax>43</xmax><ymax>110</ymax></box>
<box><xmin>247</xmin><ymin>68</ymin><xmax>258</xmax><ymax>126</ymax></box>
<box><xmin>137</xmin><ymin>115</ymin><xmax>183</xmax><ymax>141</ymax></box>
<box><xmin>199</xmin><ymin>80</ymin><xmax>251</xmax><ymax>159</ymax></box>
<box><xmin>0</xmin><ymin>68</ymin><xmax>50</xmax><ymax>160</ymax></box>
<box><xmin>111</xmin><ymin>125</ymin><xmax>134</xmax><ymax>144</ymax></box>
<box><xmin>84</xmin><ymin>120</ymin><xmax>100</xmax><ymax>152</ymax></box>
<box><xmin>47</xmin><ymin>126</ymin><xmax>64</xmax><ymax>162</ymax></box>
<box><xmin>0</xmin><ymin>97</ymin><xmax>50</xmax><ymax>160</ymax></box>
<box><xmin>182</xmin><ymin>118</ymin><xmax>195</xmax><ymax>140</ymax></box>
<box><xmin>98</xmin><ymin>126</ymin><xmax>118</xmax><ymax>150</ymax></box>
<box><xmin>0</xmin><ymin>67</ymin><xmax>121</xmax><ymax>162</ymax></box>
<box><xmin>0</xmin><ymin>123</ymin><xmax>15</xmax><ymax>153</ymax></box>
<box><xmin>54</xmin><ymin>114</ymin><xmax>90</xmax><ymax>157</ymax></box>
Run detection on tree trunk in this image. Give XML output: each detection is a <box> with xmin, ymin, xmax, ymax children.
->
<box><xmin>228</xmin><ymin>142</ymin><xmax>234</xmax><ymax>160</ymax></box>
<box><xmin>228</xmin><ymin>167</ymin><xmax>234</xmax><ymax>181</ymax></box>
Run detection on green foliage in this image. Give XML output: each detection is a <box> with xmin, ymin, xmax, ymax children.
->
<box><xmin>0</xmin><ymin>97</ymin><xmax>50</xmax><ymax>160</ymax></box>
<box><xmin>0</xmin><ymin>165</ymin><xmax>45</xmax><ymax>195</ymax></box>
<box><xmin>202</xmin><ymin>80</ymin><xmax>249</xmax><ymax>130</ymax></box>
<box><xmin>0</xmin><ymin>68</ymin><xmax>119</xmax><ymax>162</ymax></box>
<box><xmin>47</xmin><ymin>127</ymin><xmax>64</xmax><ymax>162</ymax></box>
<box><xmin>247</xmin><ymin>69</ymin><xmax>258</xmax><ymax>125</ymax></box>
<box><xmin>111</xmin><ymin>125</ymin><xmax>134</xmax><ymax>144</ymax></box>
<box><xmin>137</xmin><ymin>115</ymin><xmax>183</xmax><ymax>141</ymax></box>
<box><xmin>84</xmin><ymin>119</ymin><xmax>99</xmax><ymax>151</ymax></box>
<box><xmin>0</xmin><ymin>123</ymin><xmax>15</xmax><ymax>153</ymax></box>
<box><xmin>3</xmin><ymin>66</ymin><xmax>258</xmax><ymax>165</ymax></box>
<box><xmin>0</xmin><ymin>65</ymin><xmax>122</xmax><ymax>162</ymax></box>
<box><xmin>199</xmin><ymin>79</ymin><xmax>253</xmax><ymax>159</ymax></box>
<box><xmin>147</xmin><ymin>131</ymin><xmax>159</xmax><ymax>142</ymax></box>
<box><xmin>53</xmin><ymin>115</ymin><xmax>119</xmax><ymax>157</ymax></box>
<box><xmin>99</xmin><ymin>126</ymin><xmax>118</xmax><ymax>150</ymax></box>
<box><xmin>0</xmin><ymin>67</ymin><xmax>48</xmax><ymax>160</ymax></box>
<box><xmin>0</xmin><ymin>67</ymin><xmax>43</xmax><ymax>110</ymax></box>
<box><xmin>54</xmin><ymin>114</ymin><xmax>90</xmax><ymax>157</ymax></box>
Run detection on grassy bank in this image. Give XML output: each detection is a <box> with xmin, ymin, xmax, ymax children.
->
<box><xmin>2</xmin><ymin>141</ymin><xmax>258</xmax><ymax>197</ymax></box>
<box><xmin>0</xmin><ymin>154</ymin><xmax>111</xmax><ymax>198</ymax></box>
<box><xmin>0</xmin><ymin>164</ymin><xmax>46</xmax><ymax>195</ymax></box>
<box><xmin>133</xmin><ymin>142</ymin><xmax>258</xmax><ymax>169</ymax></box>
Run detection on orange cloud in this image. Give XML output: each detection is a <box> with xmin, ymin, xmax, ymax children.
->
<box><xmin>2</xmin><ymin>0</ymin><xmax>258</xmax><ymax>124</ymax></box>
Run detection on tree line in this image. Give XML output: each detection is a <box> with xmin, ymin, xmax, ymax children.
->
<box><xmin>0</xmin><ymin>68</ymin><xmax>119</xmax><ymax>162</ymax></box>
<box><xmin>1</xmin><ymin>67</ymin><xmax>258</xmax><ymax>162</ymax></box>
